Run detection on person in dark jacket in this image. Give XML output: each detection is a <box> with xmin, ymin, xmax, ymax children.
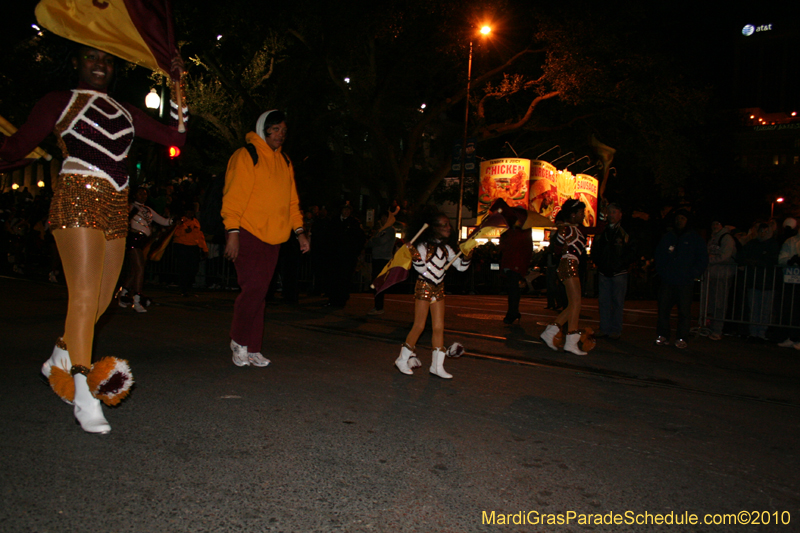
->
<box><xmin>499</xmin><ymin>223</ymin><xmax>533</xmax><ymax>324</ymax></box>
<box><xmin>324</xmin><ymin>203</ymin><xmax>366</xmax><ymax>308</ymax></box>
<box><xmin>591</xmin><ymin>202</ymin><xmax>634</xmax><ymax>339</ymax></box>
<box><xmin>739</xmin><ymin>223</ymin><xmax>780</xmax><ymax>341</ymax></box>
<box><xmin>654</xmin><ymin>209</ymin><xmax>708</xmax><ymax>348</ymax></box>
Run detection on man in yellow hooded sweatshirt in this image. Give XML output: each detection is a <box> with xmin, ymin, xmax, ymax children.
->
<box><xmin>221</xmin><ymin>110</ymin><xmax>310</xmax><ymax>367</ymax></box>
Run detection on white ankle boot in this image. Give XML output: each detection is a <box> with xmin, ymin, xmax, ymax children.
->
<box><xmin>395</xmin><ymin>345</ymin><xmax>416</xmax><ymax>375</ymax></box>
<box><xmin>73</xmin><ymin>373</ymin><xmax>111</xmax><ymax>434</ymax></box>
<box><xmin>564</xmin><ymin>332</ymin><xmax>587</xmax><ymax>355</ymax></box>
<box><xmin>540</xmin><ymin>324</ymin><xmax>560</xmax><ymax>351</ymax></box>
<box><xmin>42</xmin><ymin>340</ymin><xmax>73</xmax><ymax>404</ymax></box>
<box><xmin>429</xmin><ymin>347</ymin><xmax>452</xmax><ymax>379</ymax></box>
<box><xmin>41</xmin><ymin>340</ymin><xmax>71</xmax><ymax>379</ymax></box>
<box><xmin>132</xmin><ymin>294</ymin><xmax>147</xmax><ymax>313</ymax></box>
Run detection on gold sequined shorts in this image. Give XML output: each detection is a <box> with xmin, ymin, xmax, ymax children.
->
<box><xmin>50</xmin><ymin>174</ymin><xmax>128</xmax><ymax>241</ymax></box>
<box><xmin>557</xmin><ymin>257</ymin><xmax>579</xmax><ymax>282</ymax></box>
<box><xmin>415</xmin><ymin>278</ymin><xmax>445</xmax><ymax>302</ymax></box>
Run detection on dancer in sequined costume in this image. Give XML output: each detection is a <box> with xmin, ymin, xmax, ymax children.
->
<box><xmin>539</xmin><ymin>199</ymin><xmax>597</xmax><ymax>355</ymax></box>
<box><xmin>394</xmin><ymin>209</ymin><xmax>471</xmax><ymax>379</ymax></box>
<box><xmin>0</xmin><ymin>46</ymin><xmax>187</xmax><ymax>433</ymax></box>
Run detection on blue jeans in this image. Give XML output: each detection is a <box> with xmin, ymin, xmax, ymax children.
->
<box><xmin>598</xmin><ymin>273</ymin><xmax>627</xmax><ymax>336</ymax></box>
<box><xmin>746</xmin><ymin>288</ymin><xmax>773</xmax><ymax>338</ymax></box>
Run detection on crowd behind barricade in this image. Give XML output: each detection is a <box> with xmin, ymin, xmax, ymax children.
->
<box><xmin>2</xmin><ymin>183</ymin><xmax>799</xmax><ymax>347</ymax></box>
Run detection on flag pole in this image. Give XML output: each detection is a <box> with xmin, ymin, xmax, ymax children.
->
<box><xmin>173</xmin><ymin>78</ymin><xmax>186</xmax><ymax>133</ymax></box>
<box><xmin>444</xmin><ymin>250</ymin><xmax>463</xmax><ymax>271</ymax></box>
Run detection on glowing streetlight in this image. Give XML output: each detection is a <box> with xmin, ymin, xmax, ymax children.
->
<box><xmin>456</xmin><ymin>24</ymin><xmax>493</xmax><ymax>233</ymax></box>
<box><xmin>771</xmin><ymin>197</ymin><xmax>784</xmax><ymax>218</ymax></box>
<box><xmin>145</xmin><ymin>88</ymin><xmax>161</xmax><ymax>110</ymax></box>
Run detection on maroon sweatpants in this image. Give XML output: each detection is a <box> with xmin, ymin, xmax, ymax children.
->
<box><xmin>230</xmin><ymin>229</ymin><xmax>280</xmax><ymax>353</ymax></box>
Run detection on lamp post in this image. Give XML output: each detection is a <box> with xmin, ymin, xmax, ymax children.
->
<box><xmin>456</xmin><ymin>25</ymin><xmax>491</xmax><ymax>236</ymax></box>
<box><xmin>771</xmin><ymin>197</ymin><xmax>784</xmax><ymax>218</ymax></box>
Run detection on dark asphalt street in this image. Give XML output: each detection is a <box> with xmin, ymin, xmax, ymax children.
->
<box><xmin>1</xmin><ymin>276</ymin><xmax>798</xmax><ymax>532</ymax></box>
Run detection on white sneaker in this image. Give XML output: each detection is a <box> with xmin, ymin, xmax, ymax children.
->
<box><xmin>231</xmin><ymin>340</ymin><xmax>249</xmax><ymax>366</ymax></box>
<box><xmin>778</xmin><ymin>338</ymin><xmax>796</xmax><ymax>348</ymax></box>
<box><xmin>248</xmin><ymin>352</ymin><xmax>271</xmax><ymax>367</ymax></box>
<box><xmin>132</xmin><ymin>294</ymin><xmax>147</xmax><ymax>313</ymax></box>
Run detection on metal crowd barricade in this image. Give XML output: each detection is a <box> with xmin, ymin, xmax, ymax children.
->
<box><xmin>699</xmin><ymin>264</ymin><xmax>800</xmax><ymax>334</ymax></box>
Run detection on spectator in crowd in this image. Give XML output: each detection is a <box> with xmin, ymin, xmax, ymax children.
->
<box><xmin>777</xmin><ymin>218</ymin><xmax>800</xmax><ymax>349</ymax></box>
<box><xmin>592</xmin><ymin>202</ymin><xmax>634</xmax><ymax>340</ymax></box>
<box><xmin>703</xmin><ymin>217</ymin><xmax>739</xmax><ymax>340</ymax></box>
<box><xmin>221</xmin><ymin>109</ymin><xmax>309</xmax><ymax>367</ymax></box>
<box><xmin>499</xmin><ymin>221</ymin><xmax>533</xmax><ymax>324</ymax></box>
<box><xmin>738</xmin><ymin>222</ymin><xmax>779</xmax><ymax>342</ymax></box>
<box><xmin>654</xmin><ymin>209</ymin><xmax>708</xmax><ymax>349</ymax></box>
<box><xmin>367</xmin><ymin>207</ymin><xmax>399</xmax><ymax>315</ymax></box>
<box><xmin>323</xmin><ymin>202</ymin><xmax>365</xmax><ymax>309</ymax></box>
<box><xmin>172</xmin><ymin>206</ymin><xmax>208</xmax><ymax>296</ymax></box>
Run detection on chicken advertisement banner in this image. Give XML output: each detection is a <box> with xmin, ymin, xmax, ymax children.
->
<box><xmin>477</xmin><ymin>158</ymin><xmax>530</xmax><ymax>223</ymax></box>
<box><xmin>575</xmin><ymin>174</ymin><xmax>599</xmax><ymax>227</ymax></box>
<box><xmin>528</xmin><ymin>160</ymin><xmax>558</xmax><ymax>220</ymax></box>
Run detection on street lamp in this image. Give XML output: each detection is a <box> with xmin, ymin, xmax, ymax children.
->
<box><xmin>771</xmin><ymin>197</ymin><xmax>784</xmax><ymax>218</ymax></box>
<box><xmin>145</xmin><ymin>88</ymin><xmax>161</xmax><ymax>110</ymax></box>
<box><xmin>456</xmin><ymin>25</ymin><xmax>492</xmax><ymax>235</ymax></box>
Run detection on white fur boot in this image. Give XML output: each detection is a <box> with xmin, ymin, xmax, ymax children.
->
<box><xmin>41</xmin><ymin>339</ymin><xmax>71</xmax><ymax>379</ymax></box>
<box><xmin>540</xmin><ymin>324</ymin><xmax>560</xmax><ymax>351</ymax></box>
<box><xmin>395</xmin><ymin>344</ymin><xmax>416</xmax><ymax>375</ymax></box>
<box><xmin>73</xmin><ymin>373</ymin><xmax>111</xmax><ymax>434</ymax></box>
<box><xmin>429</xmin><ymin>347</ymin><xmax>452</xmax><ymax>379</ymax></box>
<box><xmin>42</xmin><ymin>339</ymin><xmax>73</xmax><ymax>405</ymax></box>
<box><xmin>564</xmin><ymin>332</ymin><xmax>587</xmax><ymax>355</ymax></box>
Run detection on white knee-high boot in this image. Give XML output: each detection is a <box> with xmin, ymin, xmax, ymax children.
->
<box><xmin>564</xmin><ymin>332</ymin><xmax>587</xmax><ymax>355</ymax></box>
<box><xmin>540</xmin><ymin>324</ymin><xmax>560</xmax><ymax>351</ymax></box>
<box><xmin>429</xmin><ymin>347</ymin><xmax>452</xmax><ymax>379</ymax></box>
<box><xmin>395</xmin><ymin>344</ymin><xmax>417</xmax><ymax>375</ymax></box>
<box><xmin>73</xmin><ymin>373</ymin><xmax>111</xmax><ymax>434</ymax></box>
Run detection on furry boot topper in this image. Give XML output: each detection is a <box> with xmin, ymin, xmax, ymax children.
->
<box><xmin>49</xmin><ymin>357</ymin><xmax>134</xmax><ymax>406</ymax></box>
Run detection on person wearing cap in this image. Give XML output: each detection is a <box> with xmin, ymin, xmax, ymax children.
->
<box><xmin>777</xmin><ymin>217</ymin><xmax>800</xmax><ymax>349</ymax></box>
<box><xmin>654</xmin><ymin>209</ymin><xmax>708</xmax><ymax>349</ymax></box>
<box><xmin>221</xmin><ymin>109</ymin><xmax>310</xmax><ymax>367</ymax></box>
<box><xmin>591</xmin><ymin>202</ymin><xmax>634</xmax><ymax>340</ymax></box>
<box><xmin>704</xmin><ymin>218</ymin><xmax>739</xmax><ymax>340</ymax></box>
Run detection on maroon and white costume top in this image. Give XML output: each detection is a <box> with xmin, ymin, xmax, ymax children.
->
<box><xmin>0</xmin><ymin>83</ymin><xmax>188</xmax><ymax>192</ymax></box>
<box><xmin>412</xmin><ymin>242</ymin><xmax>471</xmax><ymax>285</ymax></box>
<box><xmin>556</xmin><ymin>226</ymin><xmax>587</xmax><ymax>262</ymax></box>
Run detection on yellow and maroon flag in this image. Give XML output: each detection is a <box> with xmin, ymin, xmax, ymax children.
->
<box><xmin>371</xmin><ymin>245</ymin><xmax>413</xmax><ymax>296</ymax></box>
<box><xmin>35</xmin><ymin>0</ymin><xmax>180</xmax><ymax>78</ymax></box>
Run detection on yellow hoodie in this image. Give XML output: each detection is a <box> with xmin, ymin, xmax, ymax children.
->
<box><xmin>221</xmin><ymin>132</ymin><xmax>304</xmax><ymax>244</ymax></box>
